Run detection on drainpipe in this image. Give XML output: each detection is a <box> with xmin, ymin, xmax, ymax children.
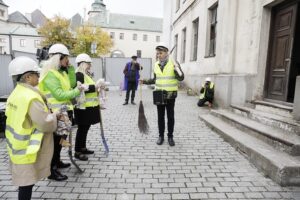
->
<box><xmin>8</xmin><ymin>26</ymin><xmax>20</xmax><ymax>59</ymax></box>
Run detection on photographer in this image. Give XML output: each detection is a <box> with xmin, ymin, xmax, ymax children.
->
<box><xmin>197</xmin><ymin>77</ymin><xmax>215</xmax><ymax>108</ymax></box>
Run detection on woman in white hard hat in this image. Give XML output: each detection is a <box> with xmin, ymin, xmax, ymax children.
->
<box><xmin>38</xmin><ymin>43</ymin><xmax>85</xmax><ymax>181</ymax></box>
<box><xmin>5</xmin><ymin>56</ymin><xmax>57</xmax><ymax>200</ymax></box>
<box><xmin>73</xmin><ymin>53</ymin><xmax>100</xmax><ymax>161</ymax></box>
<box><xmin>197</xmin><ymin>77</ymin><xmax>215</xmax><ymax>107</ymax></box>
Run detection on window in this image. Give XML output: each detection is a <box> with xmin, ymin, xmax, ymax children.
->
<box><xmin>0</xmin><ymin>9</ymin><xmax>4</xmax><ymax>17</ymax></box>
<box><xmin>133</xmin><ymin>33</ymin><xmax>137</xmax><ymax>40</ymax></box>
<box><xmin>34</xmin><ymin>40</ymin><xmax>40</xmax><ymax>48</ymax></box>
<box><xmin>119</xmin><ymin>33</ymin><xmax>124</xmax><ymax>40</ymax></box>
<box><xmin>143</xmin><ymin>34</ymin><xmax>147</xmax><ymax>41</ymax></box>
<box><xmin>137</xmin><ymin>50</ymin><xmax>142</xmax><ymax>58</ymax></box>
<box><xmin>191</xmin><ymin>18</ymin><xmax>199</xmax><ymax>61</ymax></box>
<box><xmin>174</xmin><ymin>34</ymin><xmax>178</xmax><ymax>61</ymax></box>
<box><xmin>110</xmin><ymin>32</ymin><xmax>115</xmax><ymax>39</ymax></box>
<box><xmin>20</xmin><ymin>39</ymin><xmax>26</xmax><ymax>47</ymax></box>
<box><xmin>156</xmin><ymin>36</ymin><xmax>160</xmax><ymax>43</ymax></box>
<box><xmin>0</xmin><ymin>38</ymin><xmax>5</xmax><ymax>43</ymax></box>
<box><xmin>176</xmin><ymin>0</ymin><xmax>180</xmax><ymax>12</ymax></box>
<box><xmin>181</xmin><ymin>28</ymin><xmax>186</xmax><ymax>63</ymax></box>
<box><xmin>207</xmin><ymin>4</ymin><xmax>218</xmax><ymax>57</ymax></box>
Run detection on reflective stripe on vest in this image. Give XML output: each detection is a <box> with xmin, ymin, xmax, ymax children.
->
<box><xmin>154</xmin><ymin>60</ymin><xmax>178</xmax><ymax>91</ymax></box>
<box><xmin>5</xmin><ymin>84</ymin><xmax>46</xmax><ymax>164</ymax></box>
<box><xmin>39</xmin><ymin>69</ymin><xmax>73</xmax><ymax>111</ymax></box>
<box><xmin>83</xmin><ymin>74</ymin><xmax>99</xmax><ymax>108</ymax></box>
<box><xmin>200</xmin><ymin>82</ymin><xmax>214</xmax><ymax>99</ymax></box>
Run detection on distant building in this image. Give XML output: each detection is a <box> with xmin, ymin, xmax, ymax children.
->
<box><xmin>70</xmin><ymin>13</ymin><xmax>83</xmax><ymax>30</ymax></box>
<box><xmin>0</xmin><ymin>0</ymin><xmax>42</xmax><ymax>55</ymax></box>
<box><xmin>87</xmin><ymin>0</ymin><xmax>162</xmax><ymax>62</ymax></box>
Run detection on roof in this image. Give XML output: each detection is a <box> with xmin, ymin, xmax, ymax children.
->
<box><xmin>0</xmin><ymin>0</ymin><xmax>8</xmax><ymax>7</ymax></box>
<box><xmin>89</xmin><ymin>13</ymin><xmax>162</xmax><ymax>32</ymax></box>
<box><xmin>70</xmin><ymin>13</ymin><xmax>83</xmax><ymax>29</ymax></box>
<box><xmin>31</xmin><ymin>9</ymin><xmax>47</xmax><ymax>27</ymax></box>
<box><xmin>8</xmin><ymin>11</ymin><xmax>34</xmax><ymax>27</ymax></box>
<box><xmin>0</xmin><ymin>25</ymin><xmax>40</xmax><ymax>37</ymax></box>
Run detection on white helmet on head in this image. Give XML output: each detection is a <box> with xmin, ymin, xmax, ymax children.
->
<box><xmin>156</xmin><ymin>42</ymin><xmax>169</xmax><ymax>51</ymax></box>
<box><xmin>205</xmin><ymin>77</ymin><xmax>211</xmax><ymax>82</ymax></box>
<box><xmin>48</xmin><ymin>43</ymin><xmax>70</xmax><ymax>56</ymax></box>
<box><xmin>8</xmin><ymin>56</ymin><xmax>40</xmax><ymax>76</ymax></box>
<box><xmin>76</xmin><ymin>53</ymin><xmax>92</xmax><ymax>64</ymax></box>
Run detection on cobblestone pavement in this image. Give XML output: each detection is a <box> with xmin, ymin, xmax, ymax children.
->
<box><xmin>1</xmin><ymin>88</ymin><xmax>300</xmax><ymax>200</ymax></box>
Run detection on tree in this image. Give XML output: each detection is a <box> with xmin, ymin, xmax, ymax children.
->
<box><xmin>38</xmin><ymin>16</ymin><xmax>74</xmax><ymax>50</ymax></box>
<box><xmin>73</xmin><ymin>25</ymin><xmax>113</xmax><ymax>57</ymax></box>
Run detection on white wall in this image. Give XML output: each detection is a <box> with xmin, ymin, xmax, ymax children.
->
<box><xmin>104</xmin><ymin>27</ymin><xmax>162</xmax><ymax>63</ymax></box>
<box><xmin>11</xmin><ymin>35</ymin><xmax>42</xmax><ymax>54</ymax></box>
<box><xmin>165</xmin><ymin>0</ymin><xmax>286</xmax><ymax>106</ymax></box>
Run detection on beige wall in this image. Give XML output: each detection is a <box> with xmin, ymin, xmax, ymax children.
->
<box><xmin>164</xmin><ymin>0</ymin><xmax>287</xmax><ymax>106</ymax></box>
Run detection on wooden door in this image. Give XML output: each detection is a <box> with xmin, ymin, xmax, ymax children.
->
<box><xmin>266</xmin><ymin>3</ymin><xmax>297</xmax><ymax>101</ymax></box>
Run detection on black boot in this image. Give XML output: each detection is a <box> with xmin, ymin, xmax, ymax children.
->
<box><xmin>80</xmin><ymin>148</ymin><xmax>94</xmax><ymax>154</ymax></box>
<box><xmin>48</xmin><ymin>167</ymin><xmax>68</xmax><ymax>181</ymax></box>
<box><xmin>123</xmin><ymin>101</ymin><xmax>128</xmax><ymax>105</ymax></box>
<box><xmin>56</xmin><ymin>161</ymin><xmax>71</xmax><ymax>169</ymax></box>
<box><xmin>74</xmin><ymin>152</ymin><xmax>88</xmax><ymax>161</ymax></box>
<box><xmin>156</xmin><ymin>136</ymin><xmax>164</xmax><ymax>145</ymax></box>
<box><xmin>168</xmin><ymin>137</ymin><xmax>175</xmax><ymax>146</ymax></box>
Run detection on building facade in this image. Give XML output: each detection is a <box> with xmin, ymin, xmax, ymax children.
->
<box><xmin>164</xmin><ymin>0</ymin><xmax>300</xmax><ymax>107</ymax></box>
<box><xmin>88</xmin><ymin>0</ymin><xmax>163</xmax><ymax>62</ymax></box>
<box><xmin>0</xmin><ymin>1</ymin><xmax>42</xmax><ymax>55</ymax></box>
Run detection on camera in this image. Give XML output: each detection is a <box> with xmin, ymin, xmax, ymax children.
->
<box><xmin>36</xmin><ymin>45</ymin><xmax>51</xmax><ymax>63</ymax></box>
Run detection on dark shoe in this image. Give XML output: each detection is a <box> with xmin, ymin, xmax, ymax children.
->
<box><xmin>168</xmin><ymin>138</ymin><xmax>175</xmax><ymax>146</ymax></box>
<box><xmin>57</xmin><ymin>161</ymin><xmax>71</xmax><ymax>169</ymax></box>
<box><xmin>48</xmin><ymin>169</ymin><xmax>68</xmax><ymax>181</ymax></box>
<box><xmin>74</xmin><ymin>152</ymin><xmax>88</xmax><ymax>161</ymax></box>
<box><xmin>80</xmin><ymin>148</ymin><xmax>94</xmax><ymax>154</ymax></box>
<box><xmin>156</xmin><ymin>137</ymin><xmax>164</xmax><ymax>145</ymax></box>
<box><xmin>123</xmin><ymin>102</ymin><xmax>128</xmax><ymax>105</ymax></box>
<box><xmin>131</xmin><ymin>101</ymin><xmax>136</xmax><ymax>105</ymax></box>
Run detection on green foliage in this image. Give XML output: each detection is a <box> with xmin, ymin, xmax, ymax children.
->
<box><xmin>38</xmin><ymin>16</ymin><xmax>74</xmax><ymax>50</ymax></box>
<box><xmin>73</xmin><ymin>25</ymin><xmax>113</xmax><ymax>57</ymax></box>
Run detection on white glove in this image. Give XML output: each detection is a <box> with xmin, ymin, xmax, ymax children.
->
<box><xmin>81</xmin><ymin>84</ymin><xmax>89</xmax><ymax>91</ymax></box>
<box><xmin>77</xmin><ymin>81</ymin><xmax>84</xmax><ymax>91</ymax></box>
<box><xmin>96</xmin><ymin>78</ymin><xmax>105</xmax><ymax>88</ymax></box>
<box><xmin>174</xmin><ymin>65</ymin><xmax>183</xmax><ymax>77</ymax></box>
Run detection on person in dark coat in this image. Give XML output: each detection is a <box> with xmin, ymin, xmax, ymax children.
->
<box><xmin>74</xmin><ymin>53</ymin><xmax>100</xmax><ymax>161</ymax></box>
<box><xmin>123</xmin><ymin>56</ymin><xmax>141</xmax><ymax>105</ymax></box>
<box><xmin>197</xmin><ymin>77</ymin><xmax>215</xmax><ymax>108</ymax></box>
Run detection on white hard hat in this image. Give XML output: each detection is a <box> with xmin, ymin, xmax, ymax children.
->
<box><xmin>8</xmin><ymin>56</ymin><xmax>40</xmax><ymax>76</ymax></box>
<box><xmin>205</xmin><ymin>77</ymin><xmax>211</xmax><ymax>82</ymax></box>
<box><xmin>48</xmin><ymin>43</ymin><xmax>70</xmax><ymax>56</ymax></box>
<box><xmin>156</xmin><ymin>42</ymin><xmax>168</xmax><ymax>51</ymax></box>
<box><xmin>75</xmin><ymin>53</ymin><xmax>92</xmax><ymax>64</ymax></box>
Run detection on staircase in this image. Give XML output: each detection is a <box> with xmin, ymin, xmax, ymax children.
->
<box><xmin>199</xmin><ymin>100</ymin><xmax>300</xmax><ymax>186</ymax></box>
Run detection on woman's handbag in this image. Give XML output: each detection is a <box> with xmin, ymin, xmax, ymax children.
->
<box><xmin>153</xmin><ymin>90</ymin><xmax>167</xmax><ymax>105</ymax></box>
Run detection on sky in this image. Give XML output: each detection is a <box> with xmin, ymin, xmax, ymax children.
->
<box><xmin>4</xmin><ymin>0</ymin><xmax>164</xmax><ymax>19</ymax></box>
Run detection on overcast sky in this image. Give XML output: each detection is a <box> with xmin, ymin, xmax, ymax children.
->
<box><xmin>4</xmin><ymin>0</ymin><xmax>164</xmax><ymax>19</ymax></box>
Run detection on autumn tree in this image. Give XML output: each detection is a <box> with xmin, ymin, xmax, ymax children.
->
<box><xmin>73</xmin><ymin>25</ymin><xmax>113</xmax><ymax>57</ymax></box>
<box><xmin>38</xmin><ymin>16</ymin><xmax>74</xmax><ymax>50</ymax></box>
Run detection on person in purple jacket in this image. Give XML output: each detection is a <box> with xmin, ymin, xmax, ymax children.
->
<box><xmin>123</xmin><ymin>55</ymin><xmax>142</xmax><ymax>105</ymax></box>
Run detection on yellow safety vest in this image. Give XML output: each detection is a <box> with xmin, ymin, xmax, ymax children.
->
<box><xmin>83</xmin><ymin>74</ymin><xmax>99</xmax><ymax>108</ymax></box>
<box><xmin>5</xmin><ymin>84</ymin><xmax>47</xmax><ymax>164</ymax></box>
<box><xmin>39</xmin><ymin>69</ymin><xmax>73</xmax><ymax>111</ymax></box>
<box><xmin>154</xmin><ymin>59</ymin><xmax>178</xmax><ymax>91</ymax></box>
<box><xmin>200</xmin><ymin>82</ymin><xmax>214</xmax><ymax>99</ymax></box>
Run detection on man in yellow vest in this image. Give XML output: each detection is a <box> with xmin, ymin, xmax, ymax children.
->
<box><xmin>74</xmin><ymin>53</ymin><xmax>101</xmax><ymax>161</ymax></box>
<box><xmin>197</xmin><ymin>77</ymin><xmax>215</xmax><ymax>108</ymax></box>
<box><xmin>39</xmin><ymin>43</ymin><xmax>84</xmax><ymax>181</ymax></box>
<box><xmin>5</xmin><ymin>57</ymin><xmax>57</xmax><ymax>200</ymax></box>
<box><xmin>140</xmin><ymin>43</ymin><xmax>184</xmax><ymax>146</ymax></box>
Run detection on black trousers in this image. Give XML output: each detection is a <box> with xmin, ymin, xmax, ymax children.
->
<box><xmin>19</xmin><ymin>185</ymin><xmax>34</xmax><ymax>200</ymax></box>
<box><xmin>51</xmin><ymin>110</ymin><xmax>73</xmax><ymax>168</ymax></box>
<box><xmin>197</xmin><ymin>97</ymin><xmax>213</xmax><ymax>107</ymax></box>
<box><xmin>157</xmin><ymin>99</ymin><xmax>175</xmax><ymax>138</ymax></box>
<box><xmin>75</xmin><ymin>124</ymin><xmax>91</xmax><ymax>152</ymax></box>
<box><xmin>125</xmin><ymin>81</ymin><xmax>136</xmax><ymax>102</ymax></box>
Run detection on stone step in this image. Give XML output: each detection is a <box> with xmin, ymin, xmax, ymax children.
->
<box><xmin>253</xmin><ymin>100</ymin><xmax>293</xmax><ymax>118</ymax></box>
<box><xmin>210</xmin><ymin>109</ymin><xmax>300</xmax><ymax>156</ymax></box>
<box><xmin>199</xmin><ymin>113</ymin><xmax>300</xmax><ymax>186</ymax></box>
<box><xmin>231</xmin><ymin>104</ymin><xmax>300</xmax><ymax>135</ymax></box>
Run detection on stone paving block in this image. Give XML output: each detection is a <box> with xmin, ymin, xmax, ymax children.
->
<box><xmin>208</xmin><ymin>192</ymin><xmax>227</xmax><ymax>198</ymax></box>
<box><xmin>244</xmin><ymin>192</ymin><xmax>264</xmax><ymax>198</ymax></box>
<box><xmin>153</xmin><ymin>194</ymin><xmax>171</xmax><ymax>200</ymax></box>
<box><xmin>78</xmin><ymin>193</ymin><xmax>98</xmax><ymax>199</ymax></box>
<box><xmin>262</xmin><ymin>191</ymin><xmax>282</xmax><ymax>198</ymax></box>
<box><xmin>226</xmin><ymin>192</ymin><xmax>245</xmax><ymax>198</ymax></box>
<box><xmin>41</xmin><ymin>192</ymin><xmax>61</xmax><ymax>199</ymax></box>
<box><xmin>60</xmin><ymin>193</ymin><xmax>80</xmax><ymax>199</ymax></box>
<box><xmin>171</xmin><ymin>193</ymin><xmax>190</xmax><ymax>199</ymax></box>
<box><xmin>135</xmin><ymin>194</ymin><xmax>153</xmax><ymax>200</ymax></box>
<box><xmin>190</xmin><ymin>192</ymin><xmax>209</xmax><ymax>199</ymax></box>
